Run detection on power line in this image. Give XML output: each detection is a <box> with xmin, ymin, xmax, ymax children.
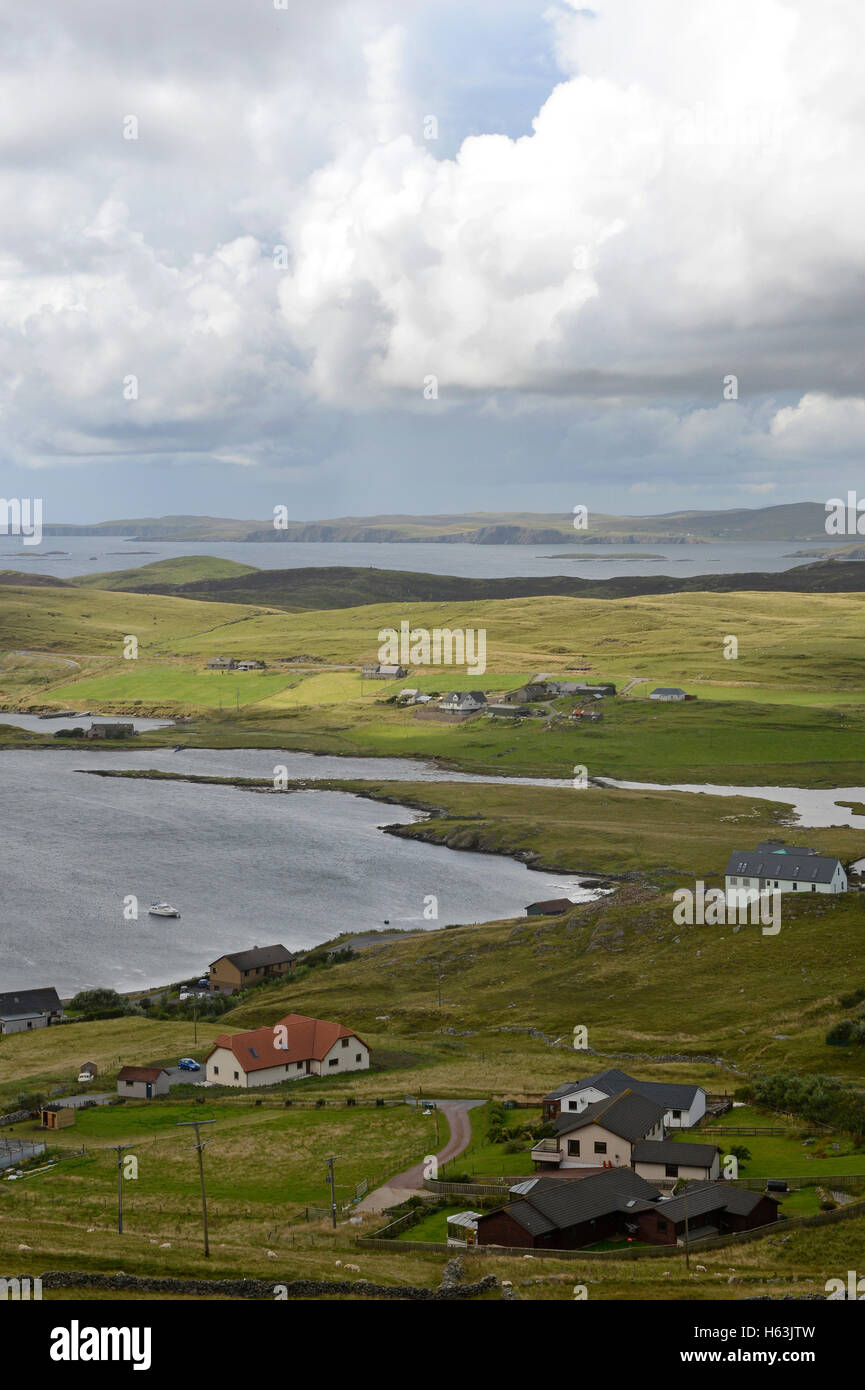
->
<box><xmin>104</xmin><ymin>1143</ymin><xmax>134</xmax><ymax>1233</ymax></box>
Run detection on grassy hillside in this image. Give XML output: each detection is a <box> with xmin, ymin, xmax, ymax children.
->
<box><xmin>72</xmin><ymin>555</ymin><xmax>260</xmax><ymax>590</ymax></box>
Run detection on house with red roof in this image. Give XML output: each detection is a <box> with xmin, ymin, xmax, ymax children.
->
<box><xmin>203</xmin><ymin>1012</ymin><xmax>370</xmax><ymax>1088</ymax></box>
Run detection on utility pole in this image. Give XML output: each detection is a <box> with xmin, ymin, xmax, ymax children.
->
<box><xmin>325</xmin><ymin>1154</ymin><xmax>342</xmax><ymax>1229</ymax></box>
<box><xmin>105</xmin><ymin>1144</ymin><xmax>133</xmax><ymax>1233</ymax></box>
<box><xmin>192</xmin><ymin>997</ymin><xmax>198</xmax><ymax>1047</ymax></box>
<box><xmin>177</xmin><ymin>1119</ymin><xmax>216</xmax><ymax>1256</ymax></box>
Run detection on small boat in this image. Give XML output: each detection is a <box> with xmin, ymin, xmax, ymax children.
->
<box><xmin>149</xmin><ymin>902</ymin><xmax>181</xmax><ymax>918</ymax></box>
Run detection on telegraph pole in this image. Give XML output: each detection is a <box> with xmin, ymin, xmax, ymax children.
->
<box><xmin>325</xmin><ymin>1155</ymin><xmax>342</xmax><ymax>1229</ymax></box>
<box><xmin>177</xmin><ymin>1119</ymin><xmax>216</xmax><ymax>1256</ymax></box>
<box><xmin>105</xmin><ymin>1143</ymin><xmax>133</xmax><ymax>1233</ymax></box>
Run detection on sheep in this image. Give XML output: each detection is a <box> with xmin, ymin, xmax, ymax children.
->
<box><xmin>266</xmin><ymin>1250</ymin><xmax>278</xmax><ymax>1259</ymax></box>
<box><xmin>344</xmin><ymin>1262</ymin><xmax>361</xmax><ymax>1273</ymax></box>
<box><xmin>335</xmin><ymin>1259</ymin><xmax>342</xmax><ymax>1267</ymax></box>
<box><xmin>696</xmin><ymin>1264</ymin><xmax>707</xmax><ymax>1273</ymax></box>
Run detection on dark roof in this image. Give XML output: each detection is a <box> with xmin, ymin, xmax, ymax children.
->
<box><xmin>0</xmin><ymin>987</ymin><xmax>61</xmax><ymax>1018</ymax></box>
<box><xmin>211</xmin><ymin>944</ymin><xmax>294</xmax><ymax>971</ymax></box>
<box><xmin>652</xmin><ymin>1180</ymin><xmax>778</xmax><ymax>1225</ymax></box>
<box><xmin>725</xmin><ymin>846</ymin><xmax>841</xmax><ymax>884</ymax></box>
<box><xmin>527</xmin><ymin>898</ymin><xmax>573</xmax><ymax>914</ymax></box>
<box><xmin>117</xmin><ymin>1065</ymin><xmax>166</xmax><ymax>1082</ymax></box>
<box><xmin>554</xmin><ymin>1089</ymin><xmax>665</xmax><ymax>1143</ymax></box>
<box><xmin>632</xmin><ymin>1140</ymin><xmax>719</xmax><ymax>1167</ymax></box>
<box><xmin>545</xmin><ymin>1067</ymin><xmax>703</xmax><ymax>1111</ymax></box>
<box><xmin>481</xmin><ymin>1167</ymin><xmax>663</xmax><ymax>1235</ymax></box>
<box><xmin>650</xmin><ymin>687</ymin><xmax>686</xmax><ymax>695</ymax></box>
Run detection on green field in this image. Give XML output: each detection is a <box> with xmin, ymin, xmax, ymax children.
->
<box><xmin>47</xmin><ymin>663</ymin><xmax>297</xmax><ymax>709</ymax></box>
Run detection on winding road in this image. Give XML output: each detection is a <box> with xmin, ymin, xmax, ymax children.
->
<box><xmin>357</xmin><ymin>1099</ymin><xmax>485</xmax><ymax>1213</ymax></box>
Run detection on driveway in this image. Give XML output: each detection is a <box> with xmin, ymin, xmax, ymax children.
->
<box><xmin>357</xmin><ymin>1099</ymin><xmax>485</xmax><ymax>1213</ymax></box>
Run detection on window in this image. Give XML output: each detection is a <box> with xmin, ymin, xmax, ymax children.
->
<box><xmin>672</xmin><ymin>1109</ymin><xmax>681</xmax><ymax>1119</ymax></box>
<box><xmin>233</xmin><ymin>1071</ymin><xmax>239</xmax><ymax>1081</ymax></box>
<box><xmin>594</xmin><ymin>1141</ymin><xmax>607</xmax><ymax>1155</ymax></box>
<box><xmin>296</xmin><ymin>1061</ymin><xmax>303</xmax><ymax>1069</ymax></box>
<box><xmin>341</xmin><ymin>1038</ymin><xmax>349</xmax><ymax>1048</ymax></box>
<box><xmin>568</xmin><ymin>1100</ymin><xmax>578</xmax><ymax>1110</ymax></box>
<box><xmin>329</xmin><ymin>1058</ymin><xmax>339</xmax><ymax>1067</ymax></box>
<box><xmin>125</xmin><ymin>1080</ymin><xmax>133</xmax><ymax>1088</ymax></box>
<box><xmin>567</xmin><ymin>1140</ymin><xmax>580</xmax><ymax>1156</ymax></box>
<box><xmin>213</xmin><ymin>1066</ymin><xmax>219</xmax><ymax>1075</ymax></box>
<box><xmin>355</xmin><ymin>1054</ymin><xmax>362</xmax><ymax>1062</ymax></box>
<box><xmin>729</xmin><ymin>876</ymin><xmax>737</xmax><ymax>885</ymax></box>
<box><xmin>665</xmin><ymin>1164</ymin><xmax>679</xmax><ymax>1178</ymax></box>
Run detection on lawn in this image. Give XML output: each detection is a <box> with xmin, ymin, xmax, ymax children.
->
<box><xmin>46</xmin><ymin>664</ymin><xmax>296</xmax><ymax>709</ymax></box>
<box><xmin>2</xmin><ymin>1099</ymin><xmax>433</xmax><ymax>1247</ymax></box>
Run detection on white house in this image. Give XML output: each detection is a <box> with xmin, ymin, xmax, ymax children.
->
<box><xmin>725</xmin><ymin>841</ymin><xmax>848</xmax><ymax>899</ymax></box>
<box><xmin>441</xmin><ymin>691</ymin><xmax>487</xmax><ymax>713</ymax></box>
<box><xmin>631</xmin><ymin>1139</ymin><xmax>721</xmax><ymax>1184</ymax></box>
<box><xmin>649</xmin><ymin>687</ymin><xmax>687</xmax><ymax>701</ymax></box>
<box><xmin>543</xmin><ymin>1068</ymin><xmax>706</xmax><ymax>1129</ymax></box>
<box><xmin>532</xmin><ymin>1090</ymin><xmax>666</xmax><ymax>1170</ymax></box>
<box><xmin>204</xmin><ymin>1012</ymin><xmax>370</xmax><ymax>1088</ymax></box>
<box><xmin>0</xmin><ymin>987</ymin><xmax>63</xmax><ymax>1036</ymax></box>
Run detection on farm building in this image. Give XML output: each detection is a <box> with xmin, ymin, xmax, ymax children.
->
<box><xmin>117</xmin><ymin>1065</ymin><xmax>170</xmax><ymax>1099</ymax></box>
<box><xmin>526</xmin><ymin>898</ymin><xmax>574</xmax><ymax>917</ymax></box>
<box><xmin>86</xmin><ymin>722</ymin><xmax>136</xmax><ymax>739</ymax></box>
<box><xmin>0</xmin><ymin>987</ymin><xmax>63</xmax><ymax>1035</ymax></box>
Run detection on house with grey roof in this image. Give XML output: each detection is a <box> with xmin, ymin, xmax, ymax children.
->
<box><xmin>725</xmin><ymin>840</ymin><xmax>847</xmax><ymax>898</ymax></box>
<box><xmin>631</xmin><ymin>1139</ymin><xmax>720</xmax><ymax>1183</ymax></box>
<box><xmin>441</xmin><ymin>691</ymin><xmax>487</xmax><ymax>713</ymax></box>
<box><xmin>649</xmin><ymin>687</ymin><xmax>688</xmax><ymax>701</ymax></box>
<box><xmin>531</xmin><ymin>1089</ymin><xmax>666</xmax><ymax>1170</ymax></box>
<box><xmin>475</xmin><ymin>1170</ymin><xmax>780</xmax><ymax>1251</ymax></box>
<box><xmin>0</xmin><ymin>987</ymin><xmax>63</xmax><ymax>1035</ymax></box>
<box><xmin>543</xmin><ymin>1067</ymin><xmax>706</xmax><ymax>1129</ymax></box>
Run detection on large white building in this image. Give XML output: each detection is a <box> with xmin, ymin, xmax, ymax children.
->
<box><xmin>725</xmin><ymin>841</ymin><xmax>847</xmax><ymax>899</ymax></box>
<box><xmin>543</xmin><ymin>1068</ymin><xmax>706</xmax><ymax>1130</ymax></box>
<box><xmin>204</xmin><ymin>1012</ymin><xmax>370</xmax><ymax>1088</ymax></box>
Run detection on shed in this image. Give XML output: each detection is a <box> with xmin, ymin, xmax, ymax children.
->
<box><xmin>40</xmin><ymin>1106</ymin><xmax>76</xmax><ymax>1130</ymax></box>
<box><xmin>117</xmin><ymin>1065</ymin><xmax>170</xmax><ymax>1099</ymax></box>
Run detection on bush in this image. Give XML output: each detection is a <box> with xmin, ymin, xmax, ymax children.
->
<box><xmin>827</xmin><ymin>1019</ymin><xmax>855</xmax><ymax>1045</ymax></box>
<box><xmin>839</xmin><ymin>987</ymin><xmax>865</xmax><ymax>1009</ymax></box>
<box><xmin>819</xmin><ymin>1198</ymin><xmax>838</xmax><ymax>1211</ymax></box>
<box><xmin>503</xmin><ymin>1138</ymin><xmax>525</xmax><ymax>1154</ymax></box>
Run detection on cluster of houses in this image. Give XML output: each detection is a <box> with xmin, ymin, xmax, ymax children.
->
<box><xmin>392</xmin><ymin>676</ymin><xmax>617</xmax><ymax>719</ymax></box>
<box><xmin>452</xmin><ymin>1068</ymin><xmax>779</xmax><ymax>1251</ymax></box>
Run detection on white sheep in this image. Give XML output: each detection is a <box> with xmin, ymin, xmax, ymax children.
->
<box><xmin>266</xmin><ymin>1250</ymin><xmax>278</xmax><ymax>1259</ymax></box>
<box><xmin>335</xmin><ymin>1259</ymin><xmax>342</xmax><ymax>1267</ymax></box>
<box><xmin>696</xmin><ymin>1264</ymin><xmax>707</xmax><ymax>1272</ymax></box>
<box><xmin>344</xmin><ymin>1262</ymin><xmax>361</xmax><ymax>1273</ymax></box>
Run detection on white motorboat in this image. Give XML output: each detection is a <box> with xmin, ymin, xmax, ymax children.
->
<box><xmin>148</xmin><ymin>902</ymin><xmax>181</xmax><ymax>918</ymax></box>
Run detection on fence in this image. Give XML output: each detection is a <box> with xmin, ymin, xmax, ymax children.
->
<box><xmin>0</xmin><ymin>1137</ymin><xmax>45</xmax><ymax>1170</ymax></box>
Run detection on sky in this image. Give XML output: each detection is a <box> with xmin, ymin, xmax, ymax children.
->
<box><xmin>1</xmin><ymin>0</ymin><xmax>864</xmax><ymax>524</ymax></box>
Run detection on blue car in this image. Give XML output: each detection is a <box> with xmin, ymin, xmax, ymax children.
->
<box><xmin>177</xmin><ymin>1057</ymin><xmax>200</xmax><ymax>1072</ymax></box>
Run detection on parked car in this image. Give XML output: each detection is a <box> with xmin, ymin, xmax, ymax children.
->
<box><xmin>177</xmin><ymin>1057</ymin><xmax>201</xmax><ymax>1071</ymax></box>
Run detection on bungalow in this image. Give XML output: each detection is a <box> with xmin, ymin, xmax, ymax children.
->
<box><xmin>117</xmin><ymin>1065</ymin><xmax>170</xmax><ymax>1099</ymax></box>
<box><xmin>208</xmin><ymin>944</ymin><xmax>296</xmax><ymax>995</ymax></box>
<box><xmin>725</xmin><ymin>841</ymin><xmax>848</xmax><ymax>898</ymax></box>
<box><xmin>204</xmin><ymin>1012</ymin><xmax>370</xmax><ymax>1088</ymax></box>
<box><xmin>440</xmin><ymin>691</ymin><xmax>487</xmax><ymax>713</ymax></box>
<box><xmin>206</xmin><ymin>657</ymin><xmax>237</xmax><ymax>670</ymax></box>
<box><xmin>475</xmin><ymin>1171</ymin><xmax>780</xmax><ymax>1251</ymax></box>
<box><xmin>532</xmin><ymin>1089</ymin><xmax>666</xmax><ymax>1170</ymax></box>
<box><xmin>0</xmin><ymin>987</ymin><xmax>63</xmax><ymax>1035</ymax></box>
<box><xmin>633</xmin><ymin>1181</ymin><xmax>780</xmax><ymax>1246</ymax></box>
<box><xmin>543</xmin><ymin>1068</ymin><xmax>706</xmax><ymax>1129</ymax></box>
<box><xmin>631</xmin><ymin>1139</ymin><xmax>720</xmax><ymax>1184</ymax></box>
<box><xmin>236</xmin><ymin>660</ymin><xmax>265</xmax><ymax>671</ymax></box>
<box><xmin>526</xmin><ymin>898</ymin><xmax>574</xmax><ymax>917</ymax></box>
<box><xmin>85</xmin><ymin>722</ymin><xmax>136</xmax><ymax>739</ymax></box>
<box><xmin>649</xmin><ymin>687</ymin><xmax>687</xmax><ymax>701</ymax></box>
<box><xmin>476</xmin><ymin>1168</ymin><xmax>660</xmax><ymax>1251</ymax></box>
